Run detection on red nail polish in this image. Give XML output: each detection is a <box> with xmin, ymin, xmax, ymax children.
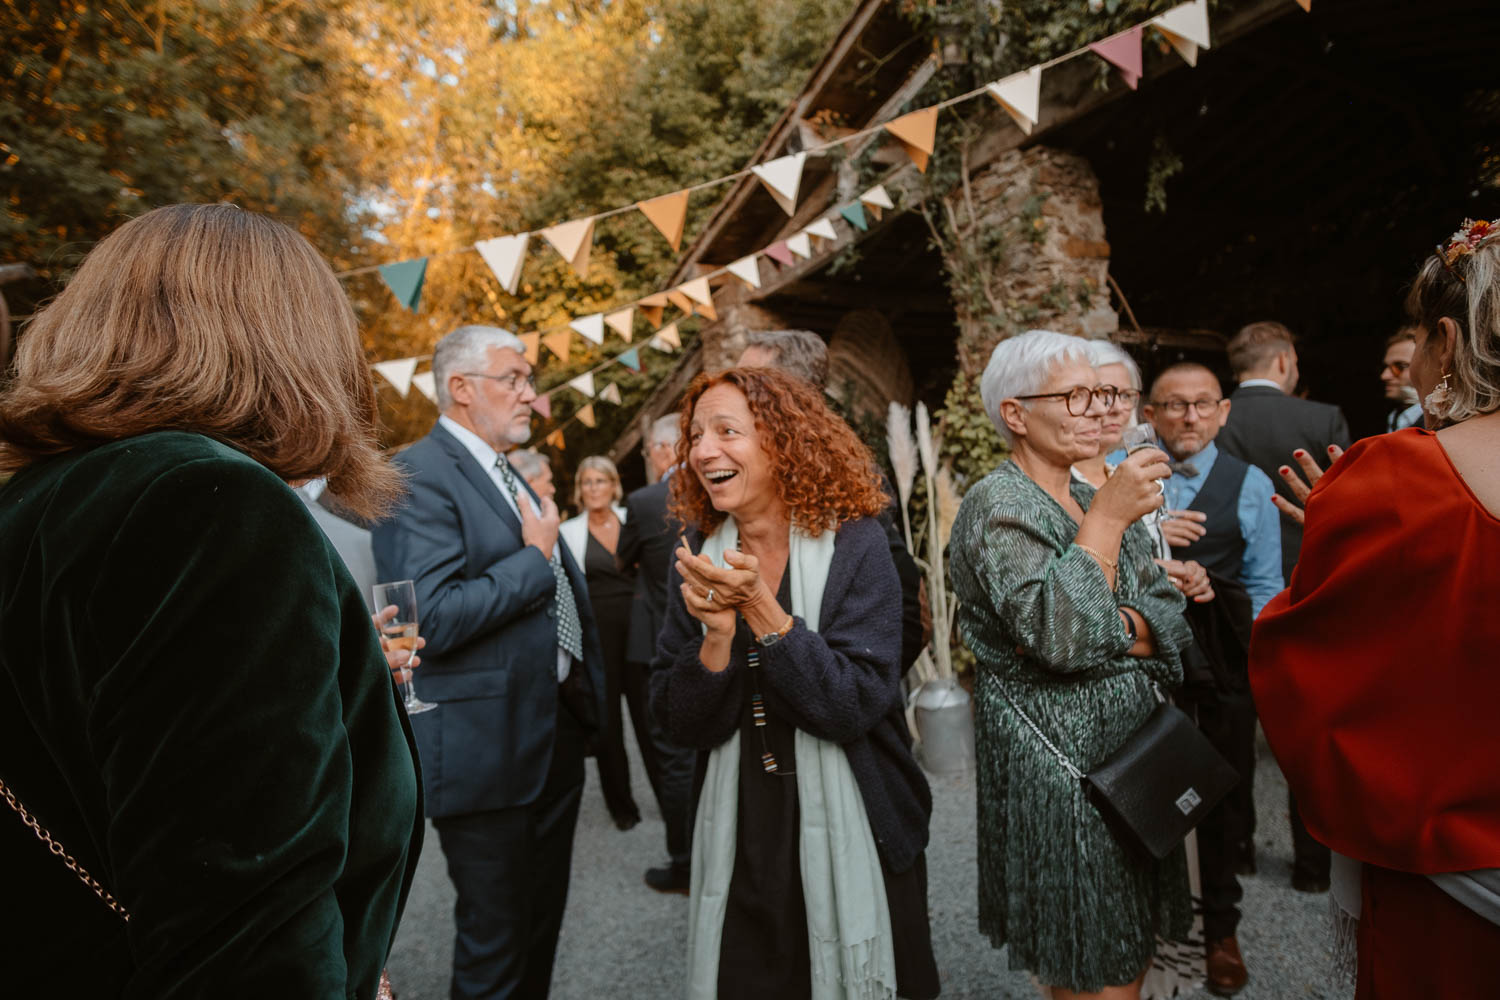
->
<box><xmin>1294</xmin><ymin>450</ymin><xmax>1306</xmax><ymax>458</ymax></box>
<box><xmin>1327</xmin><ymin>446</ymin><xmax>1337</xmax><ymax>453</ymax></box>
<box><xmin>1279</xmin><ymin>466</ymin><xmax>1290</xmax><ymax>475</ymax></box>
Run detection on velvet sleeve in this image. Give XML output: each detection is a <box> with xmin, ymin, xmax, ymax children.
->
<box><xmin>84</xmin><ymin>457</ymin><xmax>375</xmax><ymax>997</ymax></box>
<box><xmin>648</xmin><ymin>557</ymin><xmax>742</xmax><ymax>749</ymax></box>
<box><xmin>758</xmin><ymin>519</ymin><xmax>904</xmax><ymax>744</ymax></box>
<box><xmin>379</xmin><ymin>463</ymin><xmax>555</xmax><ymax>657</ymax></box>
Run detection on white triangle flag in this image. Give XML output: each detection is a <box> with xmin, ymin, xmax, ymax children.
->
<box><xmin>786</xmin><ymin>232</ymin><xmax>813</xmax><ymax>259</ymax></box>
<box><xmin>750</xmin><ymin>152</ymin><xmax>807</xmax><ymax>216</ymax></box>
<box><xmin>1153</xmin><ymin>0</ymin><xmax>1212</xmax><ymax>48</ymax></box>
<box><xmin>678</xmin><ymin>276</ymin><xmax>713</xmax><ymax>308</ymax></box>
<box><xmin>604</xmin><ymin>307</ymin><xmax>635</xmax><ymax>342</ymax></box>
<box><xmin>987</xmin><ymin>66</ymin><xmax>1043</xmax><ymax>135</ymax></box>
<box><xmin>411</xmin><ymin>371</ymin><xmax>438</xmax><ymax>403</ymax></box>
<box><xmin>539</xmin><ymin>217</ymin><xmax>596</xmax><ymax>278</ymax></box>
<box><xmin>474</xmin><ymin>233</ymin><xmax>530</xmax><ymax>295</ymax></box>
<box><xmin>567</xmin><ymin>371</ymin><xmax>596</xmax><ymax>398</ymax></box>
<box><xmin>727</xmin><ymin>255</ymin><xmax>762</xmax><ymax>289</ymax></box>
<box><xmin>569</xmin><ymin>313</ymin><xmax>605</xmax><ymax>346</ymax></box>
<box><xmin>650</xmin><ymin>322</ymin><xmax>681</xmax><ymax>353</ymax></box>
<box><xmin>805</xmin><ymin>218</ymin><xmax>838</xmax><ymax>242</ymax></box>
<box><xmin>372</xmin><ymin>357</ymin><xmax>419</xmax><ymax>398</ymax></box>
<box><xmin>599</xmin><ymin>382</ymin><xmax>622</xmax><ymax>405</ymax></box>
<box><xmin>859</xmin><ymin>185</ymin><xmax>895</xmax><ymax>211</ymax></box>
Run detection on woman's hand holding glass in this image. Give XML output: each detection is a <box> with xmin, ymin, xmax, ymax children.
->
<box><xmin>1090</xmin><ymin>447</ymin><xmax>1172</xmax><ymax>528</ymax></box>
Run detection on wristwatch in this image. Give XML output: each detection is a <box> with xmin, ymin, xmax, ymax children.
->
<box><xmin>757</xmin><ymin>614</ymin><xmax>796</xmax><ymax>647</ymax></box>
<box><xmin>1120</xmin><ymin>608</ymin><xmax>1138</xmax><ymax>643</ymax></box>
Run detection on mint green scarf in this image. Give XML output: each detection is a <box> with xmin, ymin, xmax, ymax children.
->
<box><xmin>685</xmin><ymin>519</ymin><xmax>896</xmax><ymax>1000</ymax></box>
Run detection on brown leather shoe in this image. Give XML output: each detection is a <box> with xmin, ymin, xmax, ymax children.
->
<box><xmin>1206</xmin><ymin>935</ymin><xmax>1248</xmax><ymax>996</ymax></box>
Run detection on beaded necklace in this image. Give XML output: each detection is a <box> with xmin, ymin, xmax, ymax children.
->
<box><xmin>747</xmin><ymin>643</ymin><xmax>794</xmax><ymax>776</ymax></box>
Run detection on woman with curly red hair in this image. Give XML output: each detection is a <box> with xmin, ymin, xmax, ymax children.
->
<box><xmin>650</xmin><ymin>367</ymin><xmax>939</xmax><ymax>1000</ymax></box>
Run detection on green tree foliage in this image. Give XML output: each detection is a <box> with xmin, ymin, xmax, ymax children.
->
<box><xmin>1</xmin><ymin>0</ymin><xmax>367</xmax><ymax>311</ymax></box>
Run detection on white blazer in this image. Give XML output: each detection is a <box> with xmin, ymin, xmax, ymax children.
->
<box><xmin>559</xmin><ymin>505</ymin><xmax>628</xmax><ymax>570</ymax></box>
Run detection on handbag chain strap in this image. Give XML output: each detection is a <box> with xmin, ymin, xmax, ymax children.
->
<box><xmin>0</xmin><ymin>774</ymin><xmax>130</xmax><ymax>921</ymax></box>
<box><xmin>995</xmin><ymin>678</ymin><xmax>1167</xmax><ymax>783</ymax></box>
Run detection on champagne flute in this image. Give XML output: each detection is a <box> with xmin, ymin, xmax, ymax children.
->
<box><xmin>1119</xmin><ymin>424</ymin><xmax>1173</xmax><ymax>557</ymax></box>
<box><xmin>372</xmin><ymin>579</ymin><xmax>435</xmax><ymax>715</ymax></box>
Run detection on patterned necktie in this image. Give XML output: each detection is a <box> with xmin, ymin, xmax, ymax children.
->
<box><xmin>496</xmin><ymin>456</ymin><xmax>584</xmax><ymax>662</ymax></box>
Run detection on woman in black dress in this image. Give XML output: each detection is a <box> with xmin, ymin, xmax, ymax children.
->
<box><xmin>561</xmin><ymin>455</ymin><xmax>645</xmax><ymax>829</ymax></box>
<box><xmin>650</xmin><ymin>368</ymin><xmax>939</xmax><ymax>1000</ymax></box>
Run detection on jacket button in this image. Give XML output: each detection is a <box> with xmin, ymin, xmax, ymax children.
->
<box><xmin>546</xmin><ymin>607</ymin><xmax>556</xmax><ymax>619</ymax></box>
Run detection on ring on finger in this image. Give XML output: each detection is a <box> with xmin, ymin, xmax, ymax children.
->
<box><xmin>706</xmin><ymin>588</ymin><xmax>716</xmax><ymax>604</ymax></box>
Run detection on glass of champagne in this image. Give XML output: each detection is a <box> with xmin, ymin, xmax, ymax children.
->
<box><xmin>1120</xmin><ymin>424</ymin><xmax>1170</xmax><ymax>532</ymax></box>
<box><xmin>372</xmin><ymin>580</ymin><xmax>435</xmax><ymax>715</ymax></box>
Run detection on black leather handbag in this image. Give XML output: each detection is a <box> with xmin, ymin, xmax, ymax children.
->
<box><xmin>1001</xmin><ymin>684</ymin><xmax>1239</xmax><ymax>861</ymax></box>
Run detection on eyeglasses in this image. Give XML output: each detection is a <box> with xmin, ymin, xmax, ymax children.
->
<box><xmin>1383</xmin><ymin>360</ymin><xmax>1411</xmax><ymax>377</ymax></box>
<box><xmin>1014</xmin><ymin>385</ymin><xmax>1118</xmax><ymax>416</ymax></box>
<box><xmin>1149</xmin><ymin>398</ymin><xmax>1224</xmax><ymax>418</ymax></box>
<box><xmin>463</xmin><ymin>371</ymin><xmax>537</xmax><ymax>392</ymax></box>
<box><xmin>1103</xmin><ymin>386</ymin><xmax>1141</xmax><ymax>407</ymax></box>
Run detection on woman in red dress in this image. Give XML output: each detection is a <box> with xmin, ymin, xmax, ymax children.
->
<box><xmin>1250</xmin><ymin>219</ymin><xmax>1500</xmax><ymax>999</ymax></box>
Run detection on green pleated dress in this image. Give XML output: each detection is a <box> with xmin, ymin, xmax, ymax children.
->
<box><xmin>949</xmin><ymin>461</ymin><xmax>1194</xmax><ymax>993</ymax></box>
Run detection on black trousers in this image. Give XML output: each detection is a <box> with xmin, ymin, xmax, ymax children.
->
<box><xmin>433</xmin><ymin>708</ymin><xmax>585</xmax><ymax>1000</ymax></box>
<box><xmin>639</xmin><ymin>660</ymin><xmax>697</xmax><ymax>866</ymax></box>
<box><xmin>1289</xmin><ymin>790</ymin><xmax>1330</xmax><ymax>882</ymax></box>
<box><xmin>1179</xmin><ymin>684</ymin><xmax>1257</xmax><ymax>942</ymax></box>
<box><xmin>595</xmin><ymin>637</ymin><xmax>643</xmax><ymax>825</ymax></box>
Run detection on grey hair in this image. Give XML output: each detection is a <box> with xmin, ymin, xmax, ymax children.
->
<box><xmin>432</xmin><ymin>324</ymin><xmax>527</xmax><ymax>410</ymax></box>
<box><xmin>742</xmin><ymin>329</ymin><xmax>829</xmax><ymax>388</ymax></box>
<box><xmin>1406</xmin><ymin>232</ymin><xmax>1500</xmax><ymax>422</ymax></box>
<box><xmin>649</xmin><ymin>413</ymin><xmax>681</xmax><ymax>448</ymax></box>
<box><xmin>507</xmin><ymin>447</ymin><xmax>549</xmax><ymax>482</ymax></box>
<box><xmin>571</xmin><ymin>454</ymin><xmax>622</xmax><ymax>508</ymax></box>
<box><xmin>1085</xmin><ymin>339</ymin><xmax>1143</xmax><ymax>390</ymax></box>
<box><xmin>979</xmin><ymin>329</ymin><xmax>1094</xmax><ymax>447</ymax></box>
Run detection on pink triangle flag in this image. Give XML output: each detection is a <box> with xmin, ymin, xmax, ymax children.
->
<box><xmin>1089</xmin><ymin>26</ymin><xmax>1144</xmax><ymax>90</ymax></box>
<box><xmin>530</xmin><ymin>394</ymin><xmax>552</xmax><ymax>419</ymax></box>
<box><xmin>764</xmin><ymin>241</ymin><xmax>796</xmax><ymax>267</ymax></box>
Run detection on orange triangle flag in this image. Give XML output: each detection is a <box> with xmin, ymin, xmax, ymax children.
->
<box><xmin>639</xmin><ymin>292</ymin><xmax>669</xmax><ymax>329</ymax></box>
<box><xmin>542</xmin><ymin>329</ymin><xmax>572</xmax><ymax>362</ymax></box>
<box><xmin>637</xmin><ymin>191</ymin><xmax>690</xmax><ymax>252</ymax></box>
<box><xmin>519</xmin><ymin>332</ymin><xmax>540</xmax><ymax>364</ymax></box>
<box><xmin>576</xmin><ymin>403</ymin><xmax>597</xmax><ymax>429</ymax></box>
<box><xmin>666</xmin><ymin>289</ymin><xmax>693</xmax><ymax>315</ymax></box>
<box><xmin>605</xmin><ymin>308</ymin><xmax>635</xmax><ymax>342</ymax></box>
<box><xmin>694</xmin><ymin>299</ymin><xmax>717</xmax><ymax>322</ymax></box>
<box><xmin>884</xmin><ymin>108</ymin><xmax>938</xmax><ymax>173</ymax></box>
<box><xmin>546</xmin><ymin>429</ymin><xmax>566</xmax><ymax>450</ymax></box>
<box><xmin>1295</xmin><ymin>0</ymin><xmax>1310</xmax><ymax>8</ymax></box>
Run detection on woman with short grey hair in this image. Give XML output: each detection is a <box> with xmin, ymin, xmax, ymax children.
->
<box><xmin>950</xmin><ymin>329</ymin><xmax>1193</xmax><ymax>999</ymax></box>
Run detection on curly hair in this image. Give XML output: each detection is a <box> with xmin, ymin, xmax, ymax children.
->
<box><xmin>668</xmin><ymin>367</ymin><xmax>889</xmax><ymax>536</ymax></box>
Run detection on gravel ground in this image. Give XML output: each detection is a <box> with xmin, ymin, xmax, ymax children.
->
<box><xmin>386</xmin><ymin>723</ymin><xmax>1352</xmax><ymax>1000</ymax></box>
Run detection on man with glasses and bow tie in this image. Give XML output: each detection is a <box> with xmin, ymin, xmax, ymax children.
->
<box><xmin>373</xmin><ymin>324</ymin><xmax>605</xmax><ymax>1000</ymax></box>
<box><xmin>1144</xmin><ymin>361</ymin><xmax>1282</xmax><ymax>997</ymax></box>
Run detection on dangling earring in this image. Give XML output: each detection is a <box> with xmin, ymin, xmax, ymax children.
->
<box><xmin>1423</xmin><ymin>371</ymin><xmax>1453</xmax><ymax>417</ymax></box>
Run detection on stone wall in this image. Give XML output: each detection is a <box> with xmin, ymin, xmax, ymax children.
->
<box><xmin>940</xmin><ymin>145</ymin><xmax>1118</xmax><ymax>375</ymax></box>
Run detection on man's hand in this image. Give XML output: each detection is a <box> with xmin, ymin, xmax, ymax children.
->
<box><xmin>1155</xmin><ymin>558</ymin><xmax>1215</xmax><ymax>603</ymax></box>
<box><xmin>518</xmin><ymin>493</ymin><xmax>561</xmax><ymax>556</ymax></box>
<box><xmin>1160</xmin><ymin>509</ymin><xmax>1208</xmax><ymax>548</ymax></box>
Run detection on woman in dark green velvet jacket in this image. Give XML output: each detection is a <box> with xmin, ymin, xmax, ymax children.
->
<box><xmin>0</xmin><ymin>205</ymin><xmax>423</xmax><ymax>998</ymax></box>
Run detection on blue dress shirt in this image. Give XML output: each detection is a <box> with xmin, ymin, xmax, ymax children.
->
<box><xmin>1161</xmin><ymin>442</ymin><xmax>1284</xmax><ymax>619</ymax></box>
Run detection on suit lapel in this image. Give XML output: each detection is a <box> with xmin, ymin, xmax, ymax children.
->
<box><xmin>431</xmin><ymin>424</ymin><xmax>524</xmax><ymax>538</ymax></box>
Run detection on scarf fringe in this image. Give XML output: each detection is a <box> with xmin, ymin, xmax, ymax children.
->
<box><xmin>808</xmin><ymin>934</ymin><xmax>897</xmax><ymax>1000</ymax></box>
<box><xmin>1329</xmin><ymin>894</ymin><xmax>1359</xmax><ymax>987</ymax></box>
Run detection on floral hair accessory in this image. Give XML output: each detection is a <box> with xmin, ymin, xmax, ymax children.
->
<box><xmin>1436</xmin><ymin>218</ymin><xmax>1499</xmax><ymax>282</ymax></box>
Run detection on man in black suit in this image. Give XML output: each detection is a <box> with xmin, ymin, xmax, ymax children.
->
<box><xmin>1215</xmin><ymin>320</ymin><xmax>1351</xmax><ymax>895</ymax></box>
<box><xmin>373</xmin><ymin>325</ymin><xmax>605</xmax><ymax>1000</ymax></box>
<box><xmin>616</xmin><ymin>413</ymin><xmax>697</xmax><ymax>893</ymax></box>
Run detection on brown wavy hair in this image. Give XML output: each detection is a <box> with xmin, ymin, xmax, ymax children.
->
<box><xmin>668</xmin><ymin>367</ymin><xmax>889</xmax><ymax>535</ymax></box>
<box><xmin>0</xmin><ymin>204</ymin><xmax>401</xmax><ymax>519</ymax></box>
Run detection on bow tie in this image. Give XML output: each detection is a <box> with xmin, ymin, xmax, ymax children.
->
<box><xmin>1168</xmin><ymin>460</ymin><xmax>1199</xmax><ymax>478</ymax></box>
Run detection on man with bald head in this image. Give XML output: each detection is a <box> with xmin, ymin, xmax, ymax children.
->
<box><xmin>1144</xmin><ymin>361</ymin><xmax>1282</xmax><ymax>997</ymax></box>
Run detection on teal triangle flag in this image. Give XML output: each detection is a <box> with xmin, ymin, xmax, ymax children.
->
<box><xmin>617</xmin><ymin>347</ymin><xmax>642</xmax><ymax>373</ymax></box>
<box><xmin>379</xmin><ymin>258</ymin><xmax>428</xmax><ymax>312</ymax></box>
<box><xmin>839</xmin><ymin>202</ymin><xmax>868</xmax><ymax>232</ymax></box>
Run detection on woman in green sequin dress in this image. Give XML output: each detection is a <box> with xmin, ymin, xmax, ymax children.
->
<box><xmin>949</xmin><ymin>330</ymin><xmax>1194</xmax><ymax>999</ymax></box>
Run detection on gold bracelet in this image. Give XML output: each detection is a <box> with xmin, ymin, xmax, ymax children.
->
<box><xmin>1075</xmin><ymin>543</ymin><xmax>1117</xmax><ymax>573</ymax></box>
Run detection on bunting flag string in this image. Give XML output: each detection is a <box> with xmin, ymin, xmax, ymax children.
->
<box><xmin>786</xmin><ymin>232</ymin><xmax>812</xmax><ymax>259</ymax></box>
<box><xmin>410</xmin><ymin>370</ymin><xmax>437</xmax><ymax>403</ymax></box>
<box><xmin>352</xmin><ymin>0</ymin><xmax>1228</xmax><ymax>322</ymax></box>
<box><xmin>599</xmin><ymin>382</ymin><xmax>623</xmax><ymax>405</ymax></box>
<box><xmin>567</xmin><ymin>371</ymin><xmax>596</xmax><ymax>398</ymax></box>
<box><xmin>519</xmin><ymin>332</ymin><xmax>541</xmax><ymax>364</ymax></box>
<box><xmin>764</xmin><ymin>241</ymin><xmax>795</xmax><ymax>267</ymax></box>
<box><xmin>543</xmin><ymin>329</ymin><xmax>573</xmax><ymax>362</ymax></box>
<box><xmin>804</xmin><ymin>218</ymin><xmax>839</xmax><ymax>243</ymax></box>
<box><xmin>576</xmin><ymin>403</ymin><xmax>597</xmax><ymax>429</ymax></box>
<box><xmin>839</xmin><ymin>202</ymin><xmax>869</xmax><ymax>232</ymax></box>
<box><xmin>652</xmin><ymin>322</ymin><xmax>681</xmax><ymax>352</ymax></box>
<box><xmin>617</xmin><ymin>347</ymin><xmax>642</xmax><ymax>372</ymax></box>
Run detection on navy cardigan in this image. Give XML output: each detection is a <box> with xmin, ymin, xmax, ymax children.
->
<box><xmin>649</xmin><ymin>515</ymin><xmax>932</xmax><ymax>873</ymax></box>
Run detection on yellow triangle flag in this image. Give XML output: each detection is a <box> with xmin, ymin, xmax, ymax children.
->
<box><xmin>637</xmin><ymin>191</ymin><xmax>690</xmax><ymax>251</ymax></box>
<box><xmin>884</xmin><ymin>108</ymin><xmax>938</xmax><ymax>173</ymax></box>
<box><xmin>519</xmin><ymin>332</ymin><xmax>540</xmax><ymax>364</ymax></box>
<box><xmin>576</xmin><ymin>403</ymin><xmax>597</xmax><ymax>429</ymax></box>
<box><xmin>539</xmin><ymin>217</ymin><xmax>596</xmax><ymax>279</ymax></box>
<box><xmin>546</xmin><ymin>429</ymin><xmax>566</xmax><ymax>450</ymax></box>
<box><xmin>542</xmin><ymin>329</ymin><xmax>573</xmax><ymax>362</ymax></box>
<box><xmin>694</xmin><ymin>299</ymin><xmax>717</xmax><ymax>322</ymax></box>
<box><xmin>605</xmin><ymin>308</ymin><xmax>635</xmax><ymax>342</ymax></box>
<box><xmin>639</xmin><ymin>292</ymin><xmax>669</xmax><ymax>329</ymax></box>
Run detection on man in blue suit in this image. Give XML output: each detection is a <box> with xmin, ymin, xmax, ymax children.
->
<box><xmin>373</xmin><ymin>325</ymin><xmax>605</xmax><ymax>1000</ymax></box>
